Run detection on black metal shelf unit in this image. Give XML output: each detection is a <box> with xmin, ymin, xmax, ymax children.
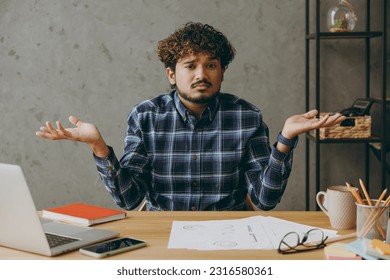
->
<box><xmin>305</xmin><ymin>0</ymin><xmax>388</xmax><ymax>210</ymax></box>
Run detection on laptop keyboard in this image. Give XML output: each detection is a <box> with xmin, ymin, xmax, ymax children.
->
<box><xmin>45</xmin><ymin>232</ymin><xmax>79</xmax><ymax>248</ymax></box>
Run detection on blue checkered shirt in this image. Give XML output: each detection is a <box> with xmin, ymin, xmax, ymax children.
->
<box><xmin>94</xmin><ymin>91</ymin><xmax>296</xmax><ymax>211</ymax></box>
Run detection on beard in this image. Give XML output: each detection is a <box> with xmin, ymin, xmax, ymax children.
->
<box><xmin>176</xmin><ymin>80</ymin><xmax>220</xmax><ymax>104</ymax></box>
<box><xmin>177</xmin><ymin>91</ymin><xmax>217</xmax><ymax>104</ymax></box>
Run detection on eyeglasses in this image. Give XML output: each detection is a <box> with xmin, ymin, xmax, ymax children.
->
<box><xmin>278</xmin><ymin>228</ymin><xmax>328</xmax><ymax>254</ymax></box>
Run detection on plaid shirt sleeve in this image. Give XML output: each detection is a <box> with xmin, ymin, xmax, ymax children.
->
<box><xmin>244</xmin><ymin>125</ymin><xmax>296</xmax><ymax>210</ymax></box>
<box><xmin>93</xmin><ymin>146</ymin><xmax>147</xmax><ymax>210</ymax></box>
<box><xmin>93</xmin><ymin>109</ymin><xmax>149</xmax><ymax>210</ymax></box>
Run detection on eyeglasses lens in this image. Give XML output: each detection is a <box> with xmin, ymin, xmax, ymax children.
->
<box><xmin>304</xmin><ymin>229</ymin><xmax>324</xmax><ymax>247</ymax></box>
<box><xmin>279</xmin><ymin>232</ymin><xmax>299</xmax><ymax>251</ymax></box>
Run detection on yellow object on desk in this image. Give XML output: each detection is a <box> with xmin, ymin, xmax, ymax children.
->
<box><xmin>370</xmin><ymin>239</ymin><xmax>390</xmax><ymax>255</ymax></box>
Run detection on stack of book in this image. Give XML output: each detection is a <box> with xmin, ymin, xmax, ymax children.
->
<box><xmin>324</xmin><ymin>242</ymin><xmax>362</xmax><ymax>260</ymax></box>
<box><xmin>325</xmin><ymin>239</ymin><xmax>390</xmax><ymax>260</ymax></box>
<box><xmin>42</xmin><ymin>203</ymin><xmax>126</xmax><ymax>226</ymax></box>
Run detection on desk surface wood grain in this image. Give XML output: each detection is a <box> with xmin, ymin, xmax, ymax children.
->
<box><xmin>0</xmin><ymin>211</ymin><xmax>355</xmax><ymax>260</ymax></box>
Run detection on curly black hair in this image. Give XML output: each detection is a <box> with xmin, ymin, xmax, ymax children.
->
<box><xmin>157</xmin><ymin>22</ymin><xmax>236</xmax><ymax>71</ymax></box>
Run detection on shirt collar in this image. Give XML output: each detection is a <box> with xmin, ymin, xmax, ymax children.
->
<box><xmin>173</xmin><ymin>90</ymin><xmax>220</xmax><ymax>123</ymax></box>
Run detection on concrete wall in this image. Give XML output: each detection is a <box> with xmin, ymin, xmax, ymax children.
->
<box><xmin>0</xmin><ymin>0</ymin><xmax>387</xmax><ymax>211</ymax></box>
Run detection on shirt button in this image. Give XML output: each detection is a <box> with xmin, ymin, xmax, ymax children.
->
<box><xmin>192</xmin><ymin>154</ymin><xmax>197</xmax><ymax>160</ymax></box>
<box><xmin>191</xmin><ymin>206</ymin><xmax>197</xmax><ymax>211</ymax></box>
<box><xmin>192</xmin><ymin>181</ymin><xmax>198</xmax><ymax>186</ymax></box>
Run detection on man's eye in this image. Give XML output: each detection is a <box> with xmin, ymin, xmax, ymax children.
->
<box><xmin>186</xmin><ymin>65</ymin><xmax>195</xmax><ymax>69</ymax></box>
<box><xmin>207</xmin><ymin>64</ymin><xmax>216</xmax><ymax>69</ymax></box>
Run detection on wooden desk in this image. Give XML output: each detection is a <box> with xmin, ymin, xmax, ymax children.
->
<box><xmin>0</xmin><ymin>211</ymin><xmax>355</xmax><ymax>260</ymax></box>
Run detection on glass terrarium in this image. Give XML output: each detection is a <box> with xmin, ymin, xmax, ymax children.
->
<box><xmin>327</xmin><ymin>0</ymin><xmax>357</xmax><ymax>32</ymax></box>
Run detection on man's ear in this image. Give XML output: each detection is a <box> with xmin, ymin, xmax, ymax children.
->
<box><xmin>166</xmin><ymin>67</ymin><xmax>176</xmax><ymax>86</ymax></box>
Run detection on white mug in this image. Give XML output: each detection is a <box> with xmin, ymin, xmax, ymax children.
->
<box><xmin>316</xmin><ymin>185</ymin><xmax>357</xmax><ymax>230</ymax></box>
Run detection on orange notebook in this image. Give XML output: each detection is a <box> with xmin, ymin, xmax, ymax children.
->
<box><xmin>42</xmin><ymin>203</ymin><xmax>126</xmax><ymax>226</ymax></box>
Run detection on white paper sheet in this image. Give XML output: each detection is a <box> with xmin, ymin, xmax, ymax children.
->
<box><xmin>168</xmin><ymin>215</ymin><xmax>339</xmax><ymax>251</ymax></box>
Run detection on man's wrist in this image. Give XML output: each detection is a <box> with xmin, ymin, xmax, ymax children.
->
<box><xmin>277</xmin><ymin>132</ymin><xmax>298</xmax><ymax>149</ymax></box>
<box><xmin>90</xmin><ymin>138</ymin><xmax>110</xmax><ymax>158</ymax></box>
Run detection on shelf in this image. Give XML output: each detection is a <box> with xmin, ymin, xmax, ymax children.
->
<box><xmin>306</xmin><ymin>31</ymin><xmax>382</xmax><ymax>40</ymax></box>
<box><xmin>304</xmin><ymin>0</ymin><xmax>387</xmax><ymax>210</ymax></box>
<box><xmin>306</xmin><ymin>133</ymin><xmax>381</xmax><ymax>144</ymax></box>
<box><xmin>370</xmin><ymin>97</ymin><xmax>390</xmax><ymax>103</ymax></box>
<box><xmin>369</xmin><ymin>143</ymin><xmax>390</xmax><ymax>175</ymax></box>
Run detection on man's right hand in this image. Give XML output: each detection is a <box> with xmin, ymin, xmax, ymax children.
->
<box><xmin>36</xmin><ymin>115</ymin><xmax>110</xmax><ymax>158</ymax></box>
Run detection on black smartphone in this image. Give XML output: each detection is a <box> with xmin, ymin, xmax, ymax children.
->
<box><xmin>79</xmin><ymin>237</ymin><xmax>147</xmax><ymax>258</ymax></box>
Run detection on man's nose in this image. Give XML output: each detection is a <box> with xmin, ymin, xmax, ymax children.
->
<box><xmin>195</xmin><ymin>65</ymin><xmax>207</xmax><ymax>80</ymax></box>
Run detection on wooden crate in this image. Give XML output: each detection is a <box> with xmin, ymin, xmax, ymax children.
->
<box><xmin>314</xmin><ymin>113</ymin><xmax>371</xmax><ymax>139</ymax></box>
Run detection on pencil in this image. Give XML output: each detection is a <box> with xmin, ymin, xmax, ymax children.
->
<box><xmin>346</xmin><ymin>182</ymin><xmax>364</xmax><ymax>204</ymax></box>
<box><xmin>324</xmin><ymin>232</ymin><xmax>356</xmax><ymax>244</ymax></box>
<box><xmin>305</xmin><ymin>232</ymin><xmax>356</xmax><ymax>246</ymax></box>
<box><xmin>359</xmin><ymin>179</ymin><xmax>372</xmax><ymax>206</ymax></box>
<box><xmin>375</xmin><ymin>189</ymin><xmax>387</xmax><ymax>207</ymax></box>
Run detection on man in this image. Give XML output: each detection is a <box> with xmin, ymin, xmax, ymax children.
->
<box><xmin>36</xmin><ymin>22</ymin><xmax>345</xmax><ymax>211</ymax></box>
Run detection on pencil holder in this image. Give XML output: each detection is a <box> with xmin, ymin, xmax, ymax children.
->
<box><xmin>356</xmin><ymin>200</ymin><xmax>390</xmax><ymax>241</ymax></box>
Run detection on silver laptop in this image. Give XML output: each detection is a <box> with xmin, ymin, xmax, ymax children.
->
<box><xmin>0</xmin><ymin>163</ymin><xmax>119</xmax><ymax>256</ymax></box>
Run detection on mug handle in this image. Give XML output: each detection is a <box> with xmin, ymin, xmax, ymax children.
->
<box><xmin>316</xmin><ymin>191</ymin><xmax>329</xmax><ymax>217</ymax></box>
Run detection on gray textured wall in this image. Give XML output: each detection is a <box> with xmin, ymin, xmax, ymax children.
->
<box><xmin>0</xmin><ymin>0</ymin><xmax>387</xmax><ymax>211</ymax></box>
